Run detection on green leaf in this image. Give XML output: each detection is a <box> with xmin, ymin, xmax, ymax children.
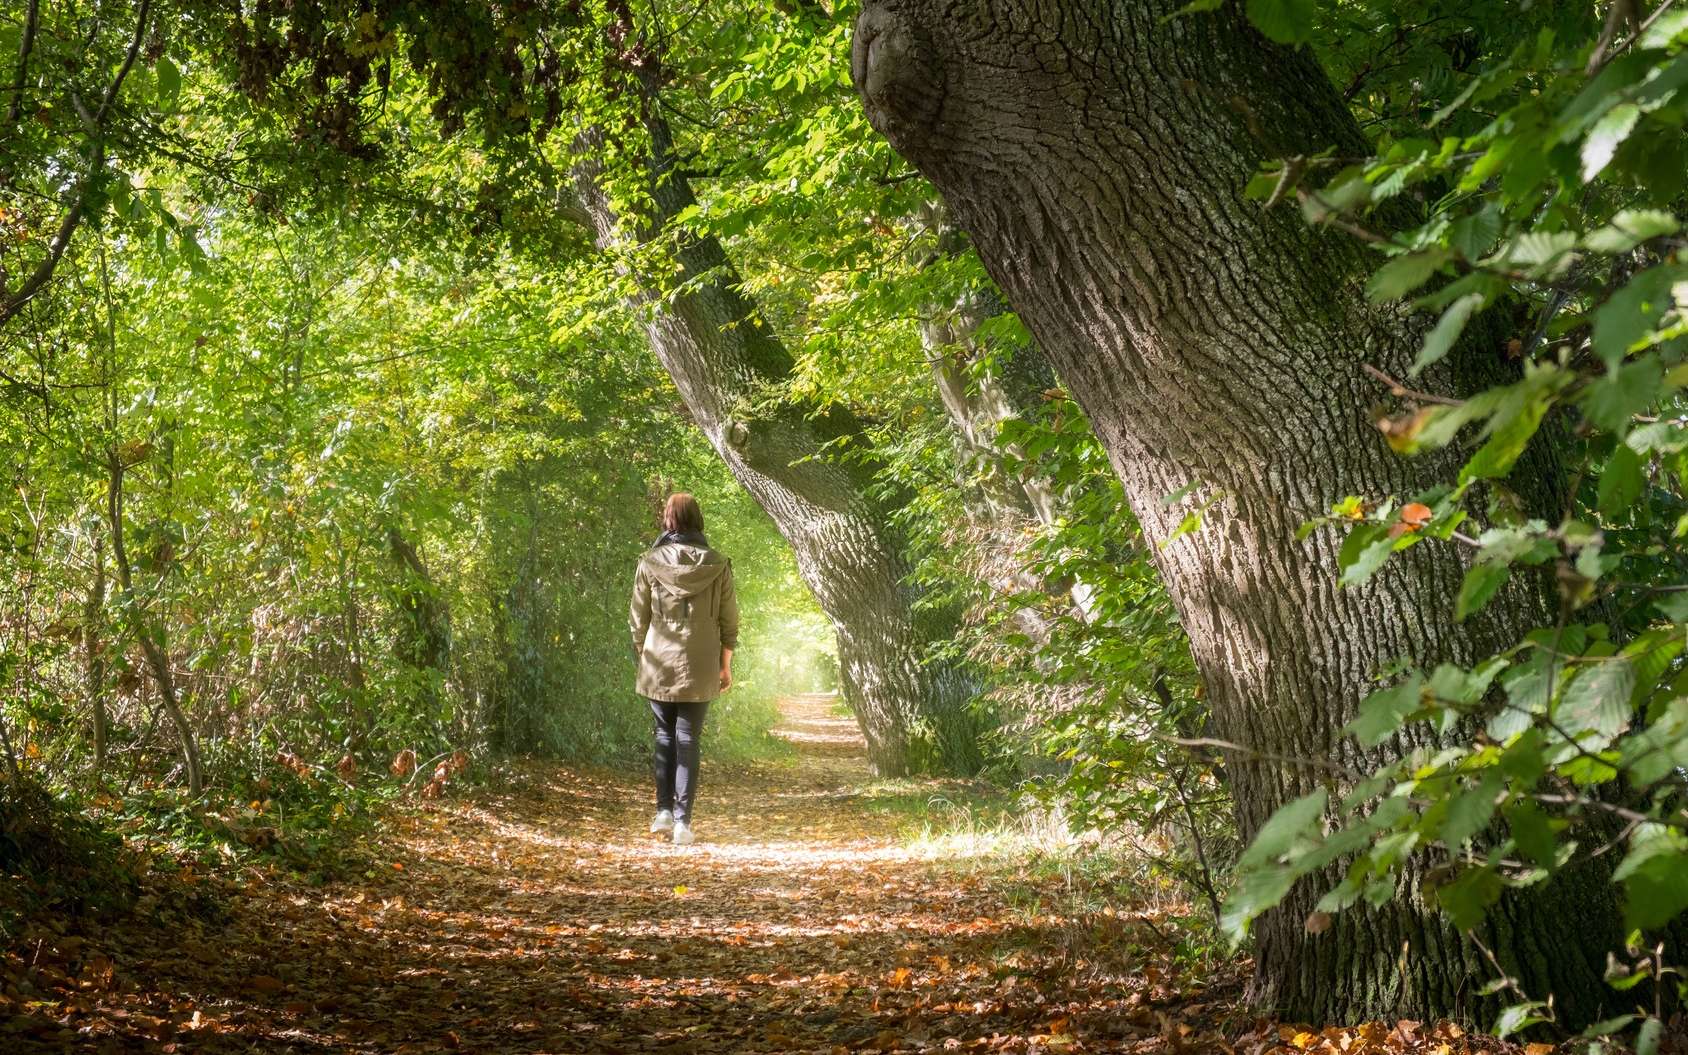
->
<box><xmin>1613</xmin><ymin>825</ymin><xmax>1688</xmax><ymax>931</ymax></box>
<box><xmin>1592</xmin><ymin>266</ymin><xmax>1682</xmax><ymax>368</ymax></box>
<box><xmin>1405</xmin><ymin>388</ymin><xmax>1506</xmax><ymax>453</ymax></box>
<box><xmin>1450</xmin><ymin>206</ymin><xmax>1504</xmax><ymax>260</ymax></box>
<box><xmin>1641</xmin><ymin>9</ymin><xmax>1688</xmax><ymax>47</ymax></box>
<box><xmin>1368</xmin><ymin>249</ymin><xmax>1451</xmax><ymax>303</ymax></box>
<box><xmin>1159</xmin><ymin>510</ymin><xmax>1204</xmax><ymax>549</ymax></box>
<box><xmin>1624</xmin><ymin>631</ymin><xmax>1684</xmax><ymax>709</ymax></box>
<box><xmin>1579</xmin><ymin>1015</ymin><xmax>1637</xmax><ymax>1039</ymax></box>
<box><xmin>1582</xmin><ymin>357</ymin><xmax>1663</xmax><ymax>433</ymax></box>
<box><xmin>1504</xmin><ymin>800</ymin><xmax>1557</xmax><ymax>867</ymax></box>
<box><xmin>1637</xmin><ymin>1018</ymin><xmax>1664</xmax><ymax>1055</ymax></box>
<box><xmin>1411</xmin><ymin>293</ymin><xmax>1485</xmax><ymax>377</ymax></box>
<box><xmin>1556</xmin><ymin>657</ymin><xmax>1636</xmax><ymax>744</ymax></box>
<box><xmin>1494</xmin><ymin>1001</ymin><xmax>1550</xmax><ymax>1038</ymax></box>
<box><xmin>1473</xmin><ymin>522</ymin><xmax>1558</xmax><ymax>567</ymax></box>
<box><xmin>1337</xmin><ymin>522</ymin><xmax>1397</xmax><ymax>587</ymax></box>
<box><xmin>1438</xmin><ymin>772</ymin><xmax>1503</xmax><ymax>850</ymax></box>
<box><xmin>1656</xmin><ymin>592</ymin><xmax>1688</xmax><ymax>623</ymax></box>
<box><xmin>1347</xmin><ymin>674</ymin><xmax>1425</xmax><ymax>747</ymax></box>
<box><xmin>1434</xmin><ymin>864</ymin><xmax>1502</xmax><ymax>930</ymax></box>
<box><xmin>1238</xmin><ymin>789</ymin><xmax>1329</xmax><ymax>869</ymax></box>
<box><xmin>1245</xmin><ymin>0</ymin><xmax>1316</xmax><ymax>45</ymax></box>
<box><xmin>1597</xmin><ymin>443</ymin><xmax>1645</xmax><ymax>517</ymax></box>
<box><xmin>1581</xmin><ymin>102</ymin><xmax>1641</xmax><ymax>181</ymax></box>
<box><xmin>1499</xmin><ymin>728</ymin><xmax>1547</xmax><ymax>782</ymax></box>
<box><xmin>1220</xmin><ymin>863</ymin><xmax>1299</xmax><ymax>942</ymax></box>
<box><xmin>1461</xmin><ymin>383</ymin><xmax>1556</xmax><ymax>483</ymax></box>
<box><xmin>1456</xmin><ymin>563</ymin><xmax>1511</xmax><ymax>622</ymax></box>
<box><xmin>1428</xmin><ymin>658</ymin><xmax>1507</xmax><ymax>706</ymax></box>
<box><xmin>1626</xmin><ymin>422</ymin><xmax>1688</xmax><ymax>454</ymax></box>
<box><xmin>156</xmin><ymin>56</ymin><xmax>182</xmax><ymax>108</ymax></box>
<box><xmin>1582</xmin><ymin>209</ymin><xmax>1679</xmax><ymax>254</ymax></box>
<box><xmin>1489</xmin><ymin>230</ymin><xmax>1577</xmax><ymax>276</ymax></box>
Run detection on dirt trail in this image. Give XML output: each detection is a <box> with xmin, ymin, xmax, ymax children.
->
<box><xmin>6</xmin><ymin>695</ymin><xmax>1240</xmax><ymax>1054</ymax></box>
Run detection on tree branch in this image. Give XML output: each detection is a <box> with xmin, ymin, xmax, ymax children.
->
<box><xmin>0</xmin><ymin>0</ymin><xmax>152</xmax><ymax>330</ymax></box>
<box><xmin>4</xmin><ymin>0</ymin><xmax>40</xmax><ymax>128</ymax></box>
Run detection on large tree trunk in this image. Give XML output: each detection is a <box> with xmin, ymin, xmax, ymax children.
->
<box><xmin>573</xmin><ymin>117</ymin><xmax>977</xmax><ymax>777</ymax></box>
<box><xmin>853</xmin><ymin>0</ymin><xmax>1621</xmax><ymax>1026</ymax></box>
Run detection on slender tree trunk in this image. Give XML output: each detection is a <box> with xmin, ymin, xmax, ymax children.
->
<box><xmin>386</xmin><ymin>527</ymin><xmax>452</xmax><ymax>680</ymax></box>
<box><xmin>916</xmin><ymin>221</ymin><xmax>1096</xmax><ymax>623</ymax></box>
<box><xmin>854</xmin><ymin>0</ymin><xmax>1619</xmax><ymax>1026</ymax></box>
<box><xmin>494</xmin><ymin>469</ymin><xmax>545</xmax><ymax>753</ymax></box>
<box><xmin>86</xmin><ymin>528</ymin><xmax>109</xmax><ymax>779</ymax></box>
<box><xmin>107</xmin><ymin>452</ymin><xmax>201</xmax><ymax>796</ymax></box>
<box><xmin>573</xmin><ymin>117</ymin><xmax>976</xmax><ymax>777</ymax></box>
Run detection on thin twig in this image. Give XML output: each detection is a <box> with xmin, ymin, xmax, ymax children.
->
<box><xmin>1362</xmin><ymin>363</ymin><xmax>1465</xmax><ymax>406</ymax></box>
<box><xmin>1159</xmin><ymin>735</ymin><xmax>1369</xmax><ymax>781</ymax></box>
<box><xmin>0</xmin><ymin>0</ymin><xmax>152</xmax><ymax>328</ymax></box>
<box><xmin>1597</xmin><ymin>0</ymin><xmax>1678</xmax><ymax>71</ymax></box>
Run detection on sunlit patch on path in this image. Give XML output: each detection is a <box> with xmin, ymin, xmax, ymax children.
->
<box><xmin>6</xmin><ymin>695</ymin><xmax>1254</xmax><ymax>1053</ymax></box>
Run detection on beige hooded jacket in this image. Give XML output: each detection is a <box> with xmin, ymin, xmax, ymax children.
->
<box><xmin>629</xmin><ymin>538</ymin><xmax>740</xmax><ymax>703</ymax></box>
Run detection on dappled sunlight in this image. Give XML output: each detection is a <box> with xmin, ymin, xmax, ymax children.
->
<box><xmin>769</xmin><ymin>694</ymin><xmax>864</xmax><ymax>750</ymax></box>
<box><xmin>6</xmin><ymin>696</ymin><xmax>1247</xmax><ymax>1053</ymax></box>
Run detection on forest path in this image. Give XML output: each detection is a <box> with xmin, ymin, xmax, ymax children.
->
<box><xmin>10</xmin><ymin>696</ymin><xmax>1247</xmax><ymax>1054</ymax></box>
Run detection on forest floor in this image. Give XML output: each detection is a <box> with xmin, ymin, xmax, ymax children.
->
<box><xmin>5</xmin><ymin>696</ymin><xmax>1532</xmax><ymax>1054</ymax></box>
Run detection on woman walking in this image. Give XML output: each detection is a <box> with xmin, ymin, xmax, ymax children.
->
<box><xmin>629</xmin><ymin>493</ymin><xmax>739</xmax><ymax>845</ymax></box>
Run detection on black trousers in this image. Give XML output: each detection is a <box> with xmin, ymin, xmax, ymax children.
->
<box><xmin>649</xmin><ymin>699</ymin><xmax>709</xmax><ymax>822</ymax></box>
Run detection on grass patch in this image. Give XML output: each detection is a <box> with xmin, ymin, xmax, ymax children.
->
<box><xmin>880</xmin><ymin>781</ymin><xmax>1230</xmax><ymax>974</ymax></box>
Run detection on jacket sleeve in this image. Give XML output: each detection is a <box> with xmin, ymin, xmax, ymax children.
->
<box><xmin>718</xmin><ymin>561</ymin><xmax>740</xmax><ymax>651</ymax></box>
<box><xmin>629</xmin><ymin>562</ymin><xmax>651</xmax><ymax>655</ymax></box>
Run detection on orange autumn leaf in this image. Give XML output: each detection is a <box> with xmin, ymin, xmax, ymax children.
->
<box><xmin>1399</xmin><ymin>502</ymin><xmax>1433</xmax><ymax>530</ymax></box>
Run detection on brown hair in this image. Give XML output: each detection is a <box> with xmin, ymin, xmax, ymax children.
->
<box><xmin>662</xmin><ymin>492</ymin><xmax>705</xmax><ymax>535</ymax></box>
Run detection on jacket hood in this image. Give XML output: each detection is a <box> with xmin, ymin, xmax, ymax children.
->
<box><xmin>643</xmin><ymin>542</ymin><xmax>729</xmax><ymax>599</ymax></box>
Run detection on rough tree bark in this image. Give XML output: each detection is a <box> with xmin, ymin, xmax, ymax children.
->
<box><xmin>573</xmin><ymin>115</ymin><xmax>977</xmax><ymax>777</ymax></box>
<box><xmin>853</xmin><ymin>0</ymin><xmax>1621</xmax><ymax>1026</ymax></box>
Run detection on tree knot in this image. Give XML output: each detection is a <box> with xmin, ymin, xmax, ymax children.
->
<box><xmin>852</xmin><ymin>4</ymin><xmax>943</xmax><ymax>153</ymax></box>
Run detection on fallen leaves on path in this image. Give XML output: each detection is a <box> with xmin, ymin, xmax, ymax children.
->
<box><xmin>2</xmin><ymin>697</ymin><xmax>1653</xmax><ymax>1053</ymax></box>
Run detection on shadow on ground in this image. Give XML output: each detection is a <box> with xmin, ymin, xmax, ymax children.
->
<box><xmin>4</xmin><ymin>694</ymin><xmax>1248</xmax><ymax>1054</ymax></box>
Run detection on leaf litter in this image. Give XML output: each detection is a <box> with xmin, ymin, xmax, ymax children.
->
<box><xmin>1</xmin><ymin>696</ymin><xmax>1640</xmax><ymax>1053</ymax></box>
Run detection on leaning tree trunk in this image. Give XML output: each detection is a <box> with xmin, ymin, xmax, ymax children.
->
<box><xmin>573</xmin><ymin>118</ymin><xmax>976</xmax><ymax>777</ymax></box>
<box><xmin>854</xmin><ymin>0</ymin><xmax>1621</xmax><ymax>1026</ymax></box>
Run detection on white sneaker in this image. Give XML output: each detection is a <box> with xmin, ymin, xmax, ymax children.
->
<box><xmin>650</xmin><ymin>809</ymin><xmax>675</xmax><ymax>833</ymax></box>
<box><xmin>671</xmin><ymin>820</ymin><xmax>696</xmax><ymax>845</ymax></box>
